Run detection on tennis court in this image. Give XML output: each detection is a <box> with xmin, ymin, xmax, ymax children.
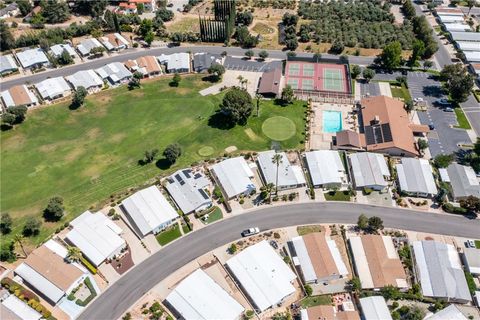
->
<box><xmin>285</xmin><ymin>60</ymin><xmax>351</xmax><ymax>95</ymax></box>
<box><xmin>287</xmin><ymin>63</ymin><xmax>301</xmax><ymax>76</ymax></box>
<box><xmin>323</xmin><ymin>68</ymin><xmax>345</xmax><ymax>92</ymax></box>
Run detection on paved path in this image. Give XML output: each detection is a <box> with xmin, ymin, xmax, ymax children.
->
<box><xmin>1</xmin><ymin>46</ymin><xmax>374</xmax><ymax>90</ymax></box>
<box><xmin>79</xmin><ymin>202</ymin><xmax>480</xmax><ymax>320</ymax></box>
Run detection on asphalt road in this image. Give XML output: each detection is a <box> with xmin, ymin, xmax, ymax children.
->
<box><xmin>1</xmin><ymin>46</ymin><xmax>374</xmax><ymax>90</ymax></box>
<box><xmin>79</xmin><ymin>202</ymin><xmax>480</xmax><ymax>320</ymax></box>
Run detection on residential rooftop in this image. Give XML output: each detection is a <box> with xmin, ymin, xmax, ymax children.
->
<box><xmin>349</xmin><ymin>235</ymin><xmax>408</xmax><ymax>289</ymax></box>
<box><xmin>257</xmin><ymin>150</ymin><xmax>306</xmax><ymax>190</ymax></box>
<box><xmin>165</xmin><ymin>169</ymin><xmax>212</xmax><ymax>214</ymax></box>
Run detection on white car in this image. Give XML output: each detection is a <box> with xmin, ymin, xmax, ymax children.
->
<box><xmin>414</xmin><ymin>97</ymin><xmax>424</xmax><ymax>103</ymax></box>
<box><xmin>242</xmin><ymin>227</ymin><xmax>260</xmax><ymax>237</ymax></box>
<box><xmin>466</xmin><ymin>240</ymin><xmax>476</xmax><ymax>248</ymax></box>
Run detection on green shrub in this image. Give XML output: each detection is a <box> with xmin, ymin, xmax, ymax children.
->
<box><xmin>442</xmin><ymin>203</ymin><xmax>468</xmax><ymax>215</ymax></box>
<box><xmin>80</xmin><ymin>256</ymin><xmax>97</xmax><ymax>274</ymax></box>
<box><xmin>304</xmin><ymin>284</ymin><xmax>313</xmax><ymax>296</ymax></box>
<box><xmin>75</xmin><ymin>278</ymin><xmax>97</xmax><ymax>307</ymax></box>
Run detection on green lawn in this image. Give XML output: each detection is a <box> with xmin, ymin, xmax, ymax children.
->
<box><xmin>201</xmin><ymin>207</ymin><xmax>223</xmax><ymax>224</ymax></box>
<box><xmin>181</xmin><ymin>224</ymin><xmax>191</xmax><ymax>234</ymax></box>
<box><xmin>454</xmin><ymin>108</ymin><xmax>472</xmax><ymax>130</ymax></box>
<box><xmin>156</xmin><ymin>223</ymin><xmax>182</xmax><ymax>246</ymax></box>
<box><xmin>324</xmin><ymin>190</ymin><xmax>351</xmax><ymax>201</ymax></box>
<box><xmin>475</xmin><ymin>240</ymin><xmax>480</xmax><ymax>249</ymax></box>
<box><xmin>1</xmin><ymin>75</ymin><xmax>305</xmax><ymax>245</ymax></box>
<box><xmin>300</xmin><ymin>295</ymin><xmax>332</xmax><ymax>308</ymax></box>
<box><xmin>390</xmin><ymin>84</ymin><xmax>412</xmax><ymax>102</ymax></box>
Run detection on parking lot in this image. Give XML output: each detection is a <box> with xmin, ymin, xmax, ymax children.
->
<box><xmin>224</xmin><ymin>56</ymin><xmax>282</xmax><ymax>72</ymax></box>
<box><xmin>407</xmin><ymin>72</ymin><xmax>471</xmax><ymax>157</ymax></box>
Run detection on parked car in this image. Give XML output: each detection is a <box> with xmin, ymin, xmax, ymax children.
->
<box><xmin>444</xmin><ymin>107</ymin><xmax>454</xmax><ymax>112</ymax></box>
<box><xmin>414</xmin><ymin>97</ymin><xmax>424</xmax><ymax>103</ymax></box>
<box><xmin>270</xmin><ymin>240</ymin><xmax>278</xmax><ymax>249</ymax></box>
<box><xmin>436</xmin><ymin>98</ymin><xmax>449</xmax><ymax>105</ymax></box>
<box><xmin>241</xmin><ymin>227</ymin><xmax>260</xmax><ymax>237</ymax></box>
<box><xmin>466</xmin><ymin>240</ymin><xmax>476</xmax><ymax>248</ymax></box>
<box><xmin>429</xmin><ymin>124</ymin><xmax>435</xmax><ymax>130</ymax></box>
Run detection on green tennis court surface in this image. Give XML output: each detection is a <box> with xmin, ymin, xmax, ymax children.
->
<box><xmin>323</xmin><ymin>68</ymin><xmax>345</xmax><ymax>91</ymax></box>
<box><xmin>302</xmin><ymin>64</ymin><xmax>315</xmax><ymax>77</ymax></box>
<box><xmin>287</xmin><ymin>63</ymin><xmax>301</xmax><ymax>76</ymax></box>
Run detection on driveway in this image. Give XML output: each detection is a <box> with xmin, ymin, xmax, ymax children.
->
<box><xmin>79</xmin><ymin>202</ymin><xmax>480</xmax><ymax>320</ymax></box>
<box><xmin>407</xmin><ymin>72</ymin><xmax>471</xmax><ymax>157</ymax></box>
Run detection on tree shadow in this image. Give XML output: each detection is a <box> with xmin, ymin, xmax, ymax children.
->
<box><xmin>0</xmin><ymin>124</ymin><xmax>13</xmax><ymax>131</ymax></box>
<box><xmin>422</xmin><ymin>85</ymin><xmax>444</xmax><ymax>98</ymax></box>
<box><xmin>68</xmin><ymin>103</ymin><xmax>81</xmax><ymax>111</ymax></box>
<box><xmin>201</xmin><ymin>75</ymin><xmax>220</xmax><ymax>83</ymax></box>
<box><xmin>138</xmin><ymin>159</ymin><xmax>147</xmax><ymax>166</ymax></box>
<box><xmin>208</xmin><ymin>112</ymin><xmax>235</xmax><ymax>130</ymax></box>
<box><xmin>155</xmin><ymin>158</ymin><xmax>172</xmax><ymax>170</ymax></box>
<box><xmin>273</xmin><ymin>98</ymin><xmax>289</xmax><ymax>107</ymax></box>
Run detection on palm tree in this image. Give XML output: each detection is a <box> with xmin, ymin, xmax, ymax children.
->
<box><xmin>67</xmin><ymin>246</ymin><xmax>82</xmax><ymax>263</ymax></box>
<box><xmin>264</xmin><ymin>183</ymin><xmax>275</xmax><ymax>203</ymax></box>
<box><xmin>237</xmin><ymin>75</ymin><xmax>244</xmax><ymax>88</ymax></box>
<box><xmin>271</xmin><ymin>153</ymin><xmax>283</xmax><ymax>196</ymax></box>
<box><xmin>13</xmin><ymin>234</ymin><xmax>27</xmax><ymax>258</ymax></box>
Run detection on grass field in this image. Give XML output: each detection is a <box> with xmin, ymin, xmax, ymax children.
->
<box><xmin>390</xmin><ymin>83</ymin><xmax>412</xmax><ymax>103</ymax></box>
<box><xmin>156</xmin><ymin>223</ymin><xmax>182</xmax><ymax>246</ymax></box>
<box><xmin>324</xmin><ymin>191</ymin><xmax>351</xmax><ymax>201</ymax></box>
<box><xmin>300</xmin><ymin>295</ymin><xmax>332</xmax><ymax>308</ymax></box>
<box><xmin>1</xmin><ymin>75</ymin><xmax>305</xmax><ymax>246</ymax></box>
<box><xmin>454</xmin><ymin>108</ymin><xmax>472</xmax><ymax>130</ymax></box>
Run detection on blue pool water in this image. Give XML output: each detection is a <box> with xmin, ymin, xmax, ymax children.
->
<box><xmin>322</xmin><ymin>110</ymin><xmax>343</xmax><ymax>133</ymax></box>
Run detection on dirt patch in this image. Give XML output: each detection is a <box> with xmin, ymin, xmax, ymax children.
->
<box><xmin>64</xmin><ymin>148</ymin><xmax>85</xmax><ymax>162</ymax></box>
<box><xmin>244</xmin><ymin>128</ymin><xmax>260</xmax><ymax>141</ymax></box>
<box><xmin>38</xmin><ymin>142</ymin><xmax>64</xmax><ymax>153</ymax></box>
<box><xmin>86</xmin><ymin>127</ymin><xmax>101</xmax><ymax>140</ymax></box>
<box><xmin>225</xmin><ymin>145</ymin><xmax>237</xmax><ymax>153</ymax></box>
<box><xmin>1</xmin><ymin>133</ymin><xmax>26</xmax><ymax>150</ymax></box>
<box><xmin>297</xmin><ymin>225</ymin><xmax>326</xmax><ymax>236</ymax></box>
<box><xmin>130</xmin><ymin>91</ymin><xmax>145</xmax><ymax>98</ymax></box>
<box><xmin>108</xmin><ymin>133</ymin><xmax>127</xmax><ymax>144</ymax></box>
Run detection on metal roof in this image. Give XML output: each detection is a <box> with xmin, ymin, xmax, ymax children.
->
<box><xmin>66</xmin><ymin>70</ymin><xmax>103</xmax><ymax>90</ymax></box>
<box><xmin>257</xmin><ymin>150</ymin><xmax>306</xmax><ymax>189</ymax></box>
<box><xmin>413</xmin><ymin>240</ymin><xmax>471</xmax><ymax>302</ymax></box>
<box><xmin>157</xmin><ymin>53</ymin><xmax>190</xmax><ymax>72</ymax></box>
<box><xmin>396</xmin><ymin>158</ymin><xmax>437</xmax><ymax>195</ymax></box>
<box><xmin>2</xmin><ymin>294</ymin><xmax>41</xmax><ymax>320</ymax></box>
<box><xmin>95</xmin><ymin>62</ymin><xmax>132</xmax><ymax>83</ymax></box>
<box><xmin>349</xmin><ymin>153</ymin><xmax>390</xmax><ymax>188</ymax></box>
<box><xmin>166</xmin><ymin>269</ymin><xmax>244</xmax><ymax>320</ymax></box>
<box><xmin>16</xmin><ymin>48</ymin><xmax>49</xmax><ymax>68</ymax></box>
<box><xmin>424</xmin><ymin>304</ymin><xmax>468</xmax><ymax>320</ymax></box>
<box><xmin>456</xmin><ymin>41</ymin><xmax>480</xmax><ymax>51</ymax></box>
<box><xmin>121</xmin><ymin>186</ymin><xmax>178</xmax><ymax>237</ymax></box>
<box><xmin>359</xmin><ymin>296</ymin><xmax>392</xmax><ymax>320</ymax></box>
<box><xmin>76</xmin><ymin>38</ymin><xmax>103</xmax><ymax>56</ymax></box>
<box><xmin>0</xmin><ymin>54</ymin><xmax>18</xmax><ymax>73</ymax></box>
<box><xmin>1</xmin><ymin>85</ymin><xmax>38</xmax><ymax>108</ymax></box>
<box><xmin>193</xmin><ymin>52</ymin><xmax>222</xmax><ymax>71</ymax></box>
<box><xmin>444</xmin><ymin>23</ymin><xmax>471</xmax><ymax>32</ymax></box>
<box><xmin>66</xmin><ymin>211</ymin><xmax>126</xmax><ymax>266</ymax></box>
<box><xmin>463</xmin><ymin>248</ymin><xmax>480</xmax><ymax>275</ymax></box>
<box><xmin>305</xmin><ymin>150</ymin><xmax>346</xmax><ymax>186</ymax></box>
<box><xmin>465</xmin><ymin>51</ymin><xmax>480</xmax><ymax>63</ymax></box>
<box><xmin>35</xmin><ymin>77</ymin><xmax>71</xmax><ymax>100</ymax></box>
<box><xmin>226</xmin><ymin>240</ymin><xmax>296</xmax><ymax>312</ymax></box>
<box><xmin>450</xmin><ymin>32</ymin><xmax>480</xmax><ymax>42</ymax></box>
<box><xmin>165</xmin><ymin>169</ymin><xmax>212</xmax><ymax>214</ymax></box>
<box><xmin>211</xmin><ymin>157</ymin><xmax>255</xmax><ymax>198</ymax></box>
<box><xmin>50</xmin><ymin>43</ymin><xmax>76</xmax><ymax>58</ymax></box>
<box><xmin>447</xmin><ymin>163</ymin><xmax>480</xmax><ymax>199</ymax></box>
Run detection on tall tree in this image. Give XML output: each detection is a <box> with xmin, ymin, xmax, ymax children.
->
<box><xmin>272</xmin><ymin>153</ymin><xmax>283</xmax><ymax>196</ymax></box>
<box><xmin>163</xmin><ymin>143</ymin><xmax>182</xmax><ymax>164</ymax></box>
<box><xmin>23</xmin><ymin>217</ymin><xmax>41</xmax><ymax>236</ymax></box>
<box><xmin>379</xmin><ymin>41</ymin><xmax>402</xmax><ymax>70</ymax></box>
<box><xmin>362</xmin><ymin>68</ymin><xmax>376</xmax><ymax>82</ymax></box>
<box><xmin>0</xmin><ymin>213</ymin><xmax>12</xmax><ymax>235</ymax></box>
<box><xmin>440</xmin><ymin>64</ymin><xmax>474</xmax><ymax>103</ymax></box>
<box><xmin>219</xmin><ymin>87</ymin><xmax>253</xmax><ymax>125</ymax></box>
<box><xmin>43</xmin><ymin>196</ymin><xmax>65</xmax><ymax>222</ymax></box>
<box><xmin>281</xmin><ymin>85</ymin><xmax>295</xmax><ymax>104</ymax></box>
<box><xmin>71</xmin><ymin>87</ymin><xmax>88</xmax><ymax>109</ymax></box>
<box><xmin>0</xmin><ymin>21</ymin><xmax>15</xmax><ymax>51</ymax></box>
<box><xmin>208</xmin><ymin>64</ymin><xmax>225</xmax><ymax>82</ymax></box>
<box><xmin>41</xmin><ymin>0</ymin><xmax>71</xmax><ymax>24</ymax></box>
<box><xmin>350</xmin><ymin>65</ymin><xmax>361</xmax><ymax>79</ymax></box>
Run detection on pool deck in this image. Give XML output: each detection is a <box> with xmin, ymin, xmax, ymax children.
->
<box><xmin>309</xmin><ymin>103</ymin><xmax>357</xmax><ymax>150</ymax></box>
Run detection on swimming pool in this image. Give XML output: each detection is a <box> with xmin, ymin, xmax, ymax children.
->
<box><xmin>322</xmin><ymin>110</ymin><xmax>343</xmax><ymax>133</ymax></box>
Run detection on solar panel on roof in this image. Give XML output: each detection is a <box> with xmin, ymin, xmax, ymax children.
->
<box><xmin>373</xmin><ymin>126</ymin><xmax>383</xmax><ymax>144</ymax></box>
<box><xmin>194</xmin><ymin>173</ymin><xmax>202</xmax><ymax>179</ymax></box>
<box><xmin>381</xmin><ymin>124</ymin><xmax>393</xmax><ymax>142</ymax></box>
<box><xmin>365</xmin><ymin>126</ymin><xmax>375</xmax><ymax>145</ymax></box>
<box><xmin>199</xmin><ymin>189</ymin><xmax>209</xmax><ymax>200</ymax></box>
<box><xmin>182</xmin><ymin>170</ymin><xmax>191</xmax><ymax>178</ymax></box>
<box><xmin>175</xmin><ymin>174</ymin><xmax>184</xmax><ymax>184</ymax></box>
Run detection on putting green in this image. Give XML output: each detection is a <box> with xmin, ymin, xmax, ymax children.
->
<box><xmin>198</xmin><ymin>146</ymin><xmax>214</xmax><ymax>157</ymax></box>
<box><xmin>262</xmin><ymin>116</ymin><xmax>296</xmax><ymax>141</ymax></box>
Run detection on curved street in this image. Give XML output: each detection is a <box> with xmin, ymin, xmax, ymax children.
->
<box><xmin>79</xmin><ymin>202</ymin><xmax>480</xmax><ymax>320</ymax></box>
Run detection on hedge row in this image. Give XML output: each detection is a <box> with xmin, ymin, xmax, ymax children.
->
<box><xmin>80</xmin><ymin>256</ymin><xmax>97</xmax><ymax>274</ymax></box>
<box><xmin>442</xmin><ymin>203</ymin><xmax>468</xmax><ymax>215</ymax></box>
<box><xmin>75</xmin><ymin>277</ymin><xmax>97</xmax><ymax>307</ymax></box>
